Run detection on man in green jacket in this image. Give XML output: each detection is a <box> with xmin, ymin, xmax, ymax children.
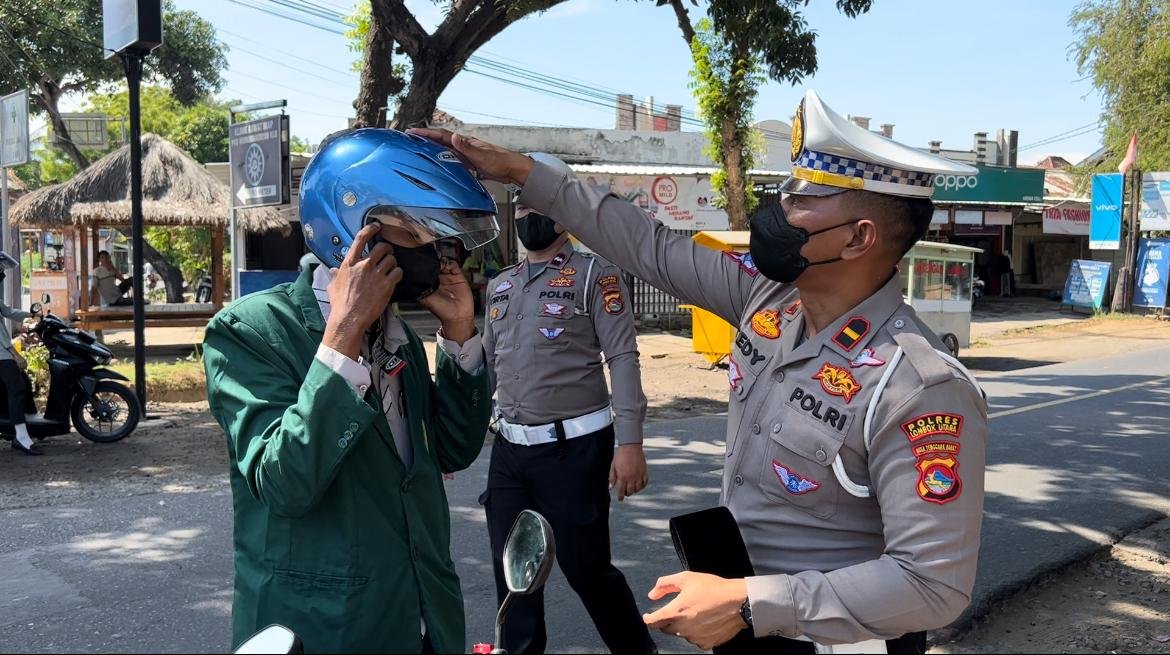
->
<box><xmin>204</xmin><ymin>128</ymin><xmax>501</xmax><ymax>653</ymax></box>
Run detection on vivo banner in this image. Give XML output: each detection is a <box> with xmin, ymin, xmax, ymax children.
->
<box><xmin>1090</xmin><ymin>173</ymin><xmax>1123</xmax><ymax>250</ymax></box>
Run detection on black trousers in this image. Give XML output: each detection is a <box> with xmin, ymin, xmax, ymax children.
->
<box><xmin>481</xmin><ymin>425</ymin><xmax>655</xmax><ymax>654</ymax></box>
<box><xmin>0</xmin><ymin>359</ymin><xmax>29</xmax><ymax>425</ymax></box>
<box><xmin>715</xmin><ymin>630</ymin><xmax>927</xmax><ymax>654</ymax></box>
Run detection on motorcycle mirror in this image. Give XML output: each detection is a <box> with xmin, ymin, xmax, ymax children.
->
<box><xmin>233</xmin><ymin>625</ymin><xmax>303</xmax><ymax>655</ymax></box>
<box><xmin>41</xmin><ymin>293</ymin><xmax>51</xmax><ymax>304</ymax></box>
<box><xmin>29</xmin><ymin>303</ymin><xmax>41</xmax><ymax>314</ymax></box>
<box><xmin>502</xmin><ymin>509</ymin><xmax>556</xmax><ymax>595</ymax></box>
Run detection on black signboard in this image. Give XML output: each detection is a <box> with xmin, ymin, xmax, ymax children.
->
<box><xmin>229</xmin><ymin>115</ymin><xmax>290</xmax><ymax>209</ymax></box>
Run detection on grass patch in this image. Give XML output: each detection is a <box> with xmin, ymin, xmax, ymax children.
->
<box><xmin>109</xmin><ymin>359</ymin><xmax>207</xmax><ymax>402</ymax></box>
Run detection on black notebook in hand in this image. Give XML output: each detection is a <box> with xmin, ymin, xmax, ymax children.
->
<box><xmin>670</xmin><ymin>507</ymin><xmax>799</xmax><ymax>654</ymax></box>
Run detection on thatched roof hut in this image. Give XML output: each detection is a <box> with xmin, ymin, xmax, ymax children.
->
<box><xmin>10</xmin><ymin>133</ymin><xmax>287</xmax><ymax>233</ymax></box>
<box><xmin>5</xmin><ymin>170</ymin><xmax>26</xmax><ymax>194</ymax></box>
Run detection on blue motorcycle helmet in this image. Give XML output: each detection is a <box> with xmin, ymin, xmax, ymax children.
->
<box><xmin>299</xmin><ymin>128</ymin><xmax>500</xmax><ymax>274</ymax></box>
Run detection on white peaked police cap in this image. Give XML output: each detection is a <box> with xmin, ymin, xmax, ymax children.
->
<box><xmin>781</xmin><ymin>90</ymin><xmax>979</xmax><ymax>199</ymax></box>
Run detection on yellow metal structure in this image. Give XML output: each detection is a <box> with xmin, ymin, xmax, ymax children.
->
<box><xmin>682</xmin><ymin>231</ymin><xmax>750</xmax><ymax>365</ymax></box>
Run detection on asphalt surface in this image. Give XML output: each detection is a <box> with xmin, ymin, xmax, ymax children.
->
<box><xmin>1</xmin><ymin>347</ymin><xmax>1169</xmax><ymax>653</ymax></box>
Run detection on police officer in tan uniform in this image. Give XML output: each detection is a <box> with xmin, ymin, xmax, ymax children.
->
<box><xmin>480</xmin><ymin>197</ymin><xmax>656</xmax><ymax>654</ymax></box>
<box><xmin>413</xmin><ymin>89</ymin><xmax>988</xmax><ymax>654</ymax></box>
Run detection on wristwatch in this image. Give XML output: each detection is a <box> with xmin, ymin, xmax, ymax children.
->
<box><xmin>739</xmin><ymin>598</ymin><xmax>753</xmax><ymax>629</ymax></box>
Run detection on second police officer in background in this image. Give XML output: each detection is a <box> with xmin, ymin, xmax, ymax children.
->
<box><xmin>480</xmin><ymin>193</ymin><xmax>657</xmax><ymax>654</ymax></box>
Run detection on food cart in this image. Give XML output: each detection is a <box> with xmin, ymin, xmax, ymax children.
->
<box><xmin>680</xmin><ymin>231</ymin><xmax>750</xmax><ymax>365</ymax></box>
<box><xmin>897</xmin><ymin>241</ymin><xmax>982</xmax><ymax>356</ymax></box>
<box><xmin>683</xmin><ymin>233</ymin><xmax>981</xmax><ymax>362</ymax></box>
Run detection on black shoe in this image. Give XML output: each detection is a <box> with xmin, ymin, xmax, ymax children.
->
<box><xmin>11</xmin><ymin>440</ymin><xmax>42</xmax><ymax>456</ymax></box>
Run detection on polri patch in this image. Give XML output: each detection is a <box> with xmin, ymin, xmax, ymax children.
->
<box><xmin>548</xmin><ymin>277</ymin><xmax>574</xmax><ymax>288</ymax></box>
<box><xmin>490</xmin><ymin>306</ymin><xmax>503</xmax><ymax>321</ymax></box>
<box><xmin>597</xmin><ymin>275</ymin><xmax>619</xmax><ymax>288</ymax></box>
<box><xmin>832</xmin><ymin>316</ymin><xmax>871</xmax><ymax>351</ymax></box>
<box><xmin>812</xmin><ymin>363</ymin><xmax>862</xmax><ymax>403</ymax></box>
<box><xmin>849</xmin><ymin>348</ymin><xmax>885</xmax><ymax>368</ymax></box>
<box><xmin>539</xmin><ymin>327</ymin><xmax>565</xmax><ymax>340</ymax></box>
<box><xmin>494</xmin><ymin>280</ymin><xmax>513</xmax><ymax>293</ymax></box>
<box><xmin>772</xmin><ymin>460</ymin><xmax>821</xmax><ymax>496</ymax></box>
<box><xmin>901</xmin><ymin>413</ymin><xmax>963</xmax><ymax>442</ymax></box>
<box><xmin>723</xmin><ymin>251</ymin><xmax>759</xmax><ymax>277</ymax></box>
<box><xmin>916</xmin><ymin>455</ymin><xmax>961</xmax><ymax>505</ymax></box>
<box><xmin>751</xmin><ymin>309</ymin><xmax>781</xmax><ymax>339</ymax></box>
<box><xmin>787</xmin><ymin>386</ymin><xmax>850</xmax><ymax>432</ymax></box>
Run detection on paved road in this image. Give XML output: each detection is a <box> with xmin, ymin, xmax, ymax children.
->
<box><xmin>2</xmin><ymin>347</ymin><xmax>1169</xmax><ymax>653</ymax></box>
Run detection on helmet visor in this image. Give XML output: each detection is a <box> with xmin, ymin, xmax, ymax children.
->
<box><xmin>367</xmin><ymin>205</ymin><xmax>501</xmax><ymax>250</ymax></box>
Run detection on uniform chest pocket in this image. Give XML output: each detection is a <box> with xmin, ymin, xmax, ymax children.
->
<box><xmin>759</xmin><ymin>407</ymin><xmax>847</xmax><ymax>520</ymax></box>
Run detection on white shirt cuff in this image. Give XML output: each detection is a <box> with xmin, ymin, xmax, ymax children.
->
<box><xmin>436</xmin><ymin>331</ymin><xmax>485</xmax><ymax>375</ymax></box>
<box><xmin>315</xmin><ymin>343</ymin><xmax>372</xmax><ymax>397</ymax></box>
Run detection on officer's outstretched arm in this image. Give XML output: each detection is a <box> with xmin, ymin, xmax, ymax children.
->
<box><xmin>745</xmin><ymin>377</ymin><xmax>987</xmax><ymax>644</ymax></box>
<box><xmin>203</xmin><ymin>313</ymin><xmax>380</xmax><ymax>518</ymax></box>
<box><xmin>428</xmin><ymin>346</ymin><xmax>493</xmax><ymax>473</ymax></box>
<box><xmin>589</xmin><ymin>268</ymin><xmax>646</xmax><ymax>446</ymax></box>
<box><xmin>519</xmin><ymin>160</ymin><xmax>758</xmax><ymax>326</ymax></box>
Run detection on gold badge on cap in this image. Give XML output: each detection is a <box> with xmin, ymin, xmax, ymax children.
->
<box><xmin>790</xmin><ymin>98</ymin><xmax>805</xmax><ymax>162</ymax></box>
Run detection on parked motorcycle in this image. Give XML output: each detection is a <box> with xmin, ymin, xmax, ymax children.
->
<box><xmin>193</xmin><ymin>269</ymin><xmax>214</xmax><ymax>303</ymax></box>
<box><xmin>1</xmin><ymin>294</ymin><xmax>141</xmax><ymax>444</ymax></box>
<box><xmin>229</xmin><ymin>510</ymin><xmax>556</xmax><ymax>655</ymax></box>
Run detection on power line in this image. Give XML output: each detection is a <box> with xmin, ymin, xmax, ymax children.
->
<box><xmin>1018</xmin><ymin>120</ymin><xmax>1103</xmax><ymax>150</ymax></box>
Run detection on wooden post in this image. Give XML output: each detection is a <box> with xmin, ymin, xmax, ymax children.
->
<box><xmin>212</xmin><ymin>226</ymin><xmax>225</xmax><ymax>309</ymax></box>
<box><xmin>79</xmin><ymin>225</ymin><xmax>90</xmax><ymax>308</ymax></box>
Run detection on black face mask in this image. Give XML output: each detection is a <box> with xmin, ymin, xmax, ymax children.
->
<box><xmin>516</xmin><ymin>212</ymin><xmax>562</xmax><ymax>251</ymax></box>
<box><xmin>748</xmin><ymin>202</ymin><xmax>859</xmax><ymax>284</ymax></box>
<box><xmin>388</xmin><ymin>241</ymin><xmax>441</xmax><ymax>302</ymax></box>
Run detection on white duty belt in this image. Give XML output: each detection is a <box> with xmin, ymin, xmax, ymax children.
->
<box><xmin>496</xmin><ymin>405</ymin><xmax>613</xmax><ymax>446</ymax></box>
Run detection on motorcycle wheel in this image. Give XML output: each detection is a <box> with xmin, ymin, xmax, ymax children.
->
<box><xmin>942</xmin><ymin>333</ymin><xmax>960</xmax><ymax>358</ymax></box>
<box><xmin>71</xmin><ymin>381</ymin><xmax>141</xmax><ymax>443</ymax></box>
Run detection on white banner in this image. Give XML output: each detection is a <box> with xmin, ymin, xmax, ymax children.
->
<box><xmin>0</xmin><ymin>89</ymin><xmax>30</xmax><ymax>167</ymax></box>
<box><xmin>954</xmin><ymin>210</ymin><xmax>983</xmax><ymax>225</ymax></box>
<box><xmin>582</xmin><ymin>173</ymin><xmax>729</xmax><ymax>231</ymax></box>
<box><xmin>1141</xmin><ymin>172</ymin><xmax>1170</xmax><ymax>232</ymax></box>
<box><xmin>1043</xmin><ymin>203</ymin><xmax>1091</xmax><ymax>235</ymax></box>
<box><xmin>984</xmin><ymin>210</ymin><xmax>1013</xmax><ymax>226</ymax></box>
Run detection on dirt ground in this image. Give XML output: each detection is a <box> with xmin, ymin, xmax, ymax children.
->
<box><xmin>3</xmin><ymin>311</ymin><xmax>1170</xmax><ymax>652</ymax></box>
<box><xmin>932</xmin><ymin>519</ymin><xmax>1170</xmax><ymax>655</ymax></box>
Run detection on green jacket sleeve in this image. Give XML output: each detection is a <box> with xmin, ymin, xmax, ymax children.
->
<box><xmin>204</xmin><ymin>314</ymin><xmax>379</xmax><ymax>518</ymax></box>
<box><xmin>429</xmin><ymin>346</ymin><xmax>491</xmax><ymax>474</ymax></box>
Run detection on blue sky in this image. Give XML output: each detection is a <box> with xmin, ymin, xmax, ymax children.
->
<box><xmin>163</xmin><ymin>0</ymin><xmax>1104</xmax><ymax>165</ymax></box>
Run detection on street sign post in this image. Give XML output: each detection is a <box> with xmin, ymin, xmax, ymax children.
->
<box><xmin>227</xmin><ymin>105</ymin><xmax>289</xmax><ymax>301</ymax></box>
<box><xmin>103</xmin><ymin>0</ymin><xmax>162</xmax><ymax>415</ymax></box>
<box><xmin>1</xmin><ymin>89</ymin><xmax>31</xmax><ymax>308</ymax></box>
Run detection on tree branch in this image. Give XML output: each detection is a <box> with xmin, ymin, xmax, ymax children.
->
<box><xmin>668</xmin><ymin>0</ymin><xmax>697</xmax><ymax>46</ymax></box>
<box><xmin>374</xmin><ymin>0</ymin><xmax>429</xmax><ymax>59</ymax></box>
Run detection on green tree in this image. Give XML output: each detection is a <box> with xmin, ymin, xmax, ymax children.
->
<box><xmin>0</xmin><ymin>0</ymin><xmax>228</xmax><ymax>302</ymax></box>
<box><xmin>86</xmin><ymin>85</ymin><xmax>233</xmax><ymax>163</ymax></box>
<box><xmin>0</xmin><ymin>0</ymin><xmax>227</xmax><ymax>171</ymax></box>
<box><xmin>346</xmin><ymin>0</ymin><xmax>570</xmax><ymax>129</ymax></box>
<box><xmin>1071</xmin><ymin>0</ymin><xmax>1170</xmax><ymax>171</ymax></box>
<box><xmin>664</xmin><ymin>0</ymin><xmax>874</xmax><ymax>229</ymax></box>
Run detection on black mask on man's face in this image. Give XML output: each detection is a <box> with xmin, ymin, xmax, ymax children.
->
<box><xmin>515</xmin><ymin>212</ymin><xmax>562</xmax><ymax>251</ymax></box>
<box><xmin>748</xmin><ymin>202</ymin><xmax>859</xmax><ymax>284</ymax></box>
<box><xmin>389</xmin><ymin>242</ymin><xmax>441</xmax><ymax>302</ymax></box>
